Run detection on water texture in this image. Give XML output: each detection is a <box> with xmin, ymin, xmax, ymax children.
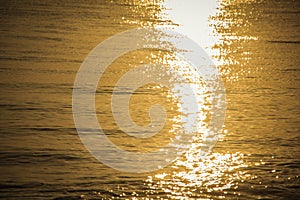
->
<box><xmin>0</xmin><ymin>0</ymin><xmax>299</xmax><ymax>199</ymax></box>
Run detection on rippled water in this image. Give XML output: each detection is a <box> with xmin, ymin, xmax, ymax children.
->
<box><xmin>0</xmin><ymin>0</ymin><xmax>299</xmax><ymax>199</ymax></box>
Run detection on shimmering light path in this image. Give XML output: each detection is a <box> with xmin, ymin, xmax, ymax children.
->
<box><xmin>0</xmin><ymin>0</ymin><xmax>299</xmax><ymax>199</ymax></box>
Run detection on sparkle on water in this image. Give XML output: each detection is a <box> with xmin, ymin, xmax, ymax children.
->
<box><xmin>141</xmin><ymin>0</ymin><xmax>250</xmax><ymax>198</ymax></box>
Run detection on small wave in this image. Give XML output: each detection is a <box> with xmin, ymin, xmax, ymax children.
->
<box><xmin>267</xmin><ymin>40</ymin><xmax>300</xmax><ymax>44</ymax></box>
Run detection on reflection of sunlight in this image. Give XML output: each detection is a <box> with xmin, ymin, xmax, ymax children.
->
<box><xmin>210</xmin><ymin>0</ymin><xmax>259</xmax><ymax>81</ymax></box>
<box><xmin>159</xmin><ymin>0</ymin><xmax>221</xmax><ymax>64</ymax></box>
<box><xmin>146</xmin><ymin>153</ymin><xmax>248</xmax><ymax>198</ymax></box>
<box><xmin>145</xmin><ymin>1</ymin><xmax>249</xmax><ymax>198</ymax></box>
<box><xmin>120</xmin><ymin>0</ymin><xmax>253</xmax><ymax>198</ymax></box>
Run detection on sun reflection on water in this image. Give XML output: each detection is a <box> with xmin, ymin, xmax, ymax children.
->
<box><xmin>116</xmin><ymin>0</ymin><xmax>261</xmax><ymax>198</ymax></box>
<box><xmin>210</xmin><ymin>0</ymin><xmax>260</xmax><ymax>82</ymax></box>
<box><xmin>142</xmin><ymin>0</ymin><xmax>253</xmax><ymax>198</ymax></box>
<box><xmin>146</xmin><ymin>152</ymin><xmax>248</xmax><ymax>198</ymax></box>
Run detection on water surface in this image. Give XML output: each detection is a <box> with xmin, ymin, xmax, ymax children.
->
<box><xmin>0</xmin><ymin>0</ymin><xmax>299</xmax><ymax>199</ymax></box>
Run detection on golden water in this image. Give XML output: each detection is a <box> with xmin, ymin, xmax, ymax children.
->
<box><xmin>0</xmin><ymin>0</ymin><xmax>299</xmax><ymax>199</ymax></box>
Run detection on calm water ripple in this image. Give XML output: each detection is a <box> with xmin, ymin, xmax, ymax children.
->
<box><xmin>0</xmin><ymin>0</ymin><xmax>299</xmax><ymax>199</ymax></box>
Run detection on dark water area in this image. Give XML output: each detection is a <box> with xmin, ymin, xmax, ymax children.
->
<box><xmin>0</xmin><ymin>0</ymin><xmax>299</xmax><ymax>199</ymax></box>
